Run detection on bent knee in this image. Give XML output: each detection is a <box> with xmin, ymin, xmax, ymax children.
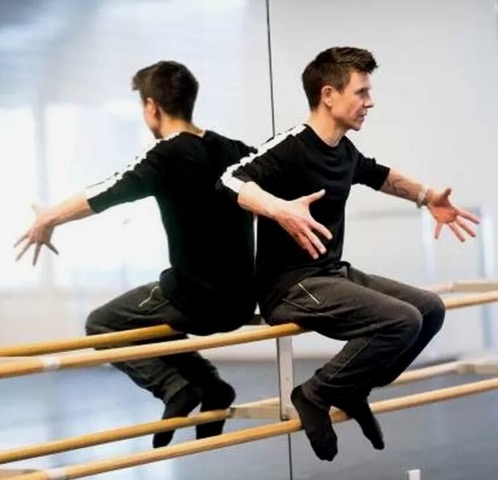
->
<box><xmin>391</xmin><ymin>303</ymin><xmax>424</xmax><ymax>345</ymax></box>
<box><xmin>85</xmin><ymin>307</ymin><xmax>110</xmax><ymax>336</ymax></box>
<box><xmin>424</xmin><ymin>293</ymin><xmax>446</xmax><ymax>333</ymax></box>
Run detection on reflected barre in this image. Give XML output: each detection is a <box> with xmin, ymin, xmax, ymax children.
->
<box><xmin>0</xmin><ymin>325</ymin><xmax>177</xmax><ymax>358</ymax></box>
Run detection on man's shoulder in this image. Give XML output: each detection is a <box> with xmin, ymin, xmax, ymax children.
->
<box><xmin>155</xmin><ymin>132</ymin><xmax>198</xmax><ymax>152</ymax></box>
<box><xmin>148</xmin><ymin>130</ymin><xmax>254</xmax><ymax>172</ymax></box>
<box><xmin>205</xmin><ymin>129</ymin><xmax>250</xmax><ymax>147</ymax></box>
<box><xmin>203</xmin><ymin>130</ymin><xmax>255</xmax><ymax>159</ymax></box>
<box><xmin>255</xmin><ymin>125</ymin><xmax>306</xmax><ymax>156</ymax></box>
<box><xmin>269</xmin><ymin>124</ymin><xmax>307</xmax><ymax>144</ymax></box>
<box><xmin>147</xmin><ymin>132</ymin><xmax>217</xmax><ymax>161</ymax></box>
<box><xmin>342</xmin><ymin>135</ymin><xmax>355</xmax><ymax>147</ymax></box>
<box><xmin>341</xmin><ymin>135</ymin><xmax>362</xmax><ymax>157</ymax></box>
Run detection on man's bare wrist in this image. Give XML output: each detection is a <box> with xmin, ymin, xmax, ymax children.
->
<box><xmin>41</xmin><ymin>209</ymin><xmax>60</xmax><ymax>228</ymax></box>
<box><xmin>266</xmin><ymin>197</ymin><xmax>284</xmax><ymax>220</ymax></box>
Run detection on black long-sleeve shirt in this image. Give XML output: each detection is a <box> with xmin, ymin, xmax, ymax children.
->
<box><xmin>86</xmin><ymin>131</ymin><xmax>256</xmax><ymax>333</ymax></box>
<box><xmin>219</xmin><ymin>124</ymin><xmax>390</xmax><ymax>316</ymax></box>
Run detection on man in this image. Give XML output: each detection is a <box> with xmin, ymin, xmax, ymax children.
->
<box><xmin>15</xmin><ymin>60</ymin><xmax>256</xmax><ymax>448</ymax></box>
<box><xmin>219</xmin><ymin>47</ymin><xmax>479</xmax><ymax>461</ymax></box>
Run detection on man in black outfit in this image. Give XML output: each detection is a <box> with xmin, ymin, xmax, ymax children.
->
<box><xmin>15</xmin><ymin>61</ymin><xmax>256</xmax><ymax>448</ymax></box>
<box><xmin>219</xmin><ymin>47</ymin><xmax>479</xmax><ymax>461</ymax></box>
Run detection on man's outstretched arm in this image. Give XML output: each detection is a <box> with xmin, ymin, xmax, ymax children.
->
<box><xmin>380</xmin><ymin>169</ymin><xmax>479</xmax><ymax>241</ymax></box>
<box><xmin>14</xmin><ymin>143</ymin><xmax>167</xmax><ymax>266</ymax></box>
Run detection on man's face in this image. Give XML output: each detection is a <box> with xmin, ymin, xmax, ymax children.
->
<box><xmin>328</xmin><ymin>70</ymin><xmax>374</xmax><ymax>131</ymax></box>
<box><xmin>142</xmin><ymin>97</ymin><xmax>161</xmax><ymax>139</ymax></box>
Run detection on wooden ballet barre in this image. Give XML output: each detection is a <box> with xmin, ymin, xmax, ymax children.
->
<box><xmin>391</xmin><ymin>360</ymin><xmax>461</xmax><ymax>385</ymax></box>
<box><xmin>204</xmin><ymin>360</ymin><xmax>466</xmax><ymax>417</ymax></box>
<box><xmin>0</xmin><ymin>323</ymin><xmax>305</xmax><ymax>379</ymax></box>
<box><xmin>0</xmin><ymin>281</ymin><xmax>468</xmax><ymax>359</ymax></box>
<box><xmin>0</xmin><ymin>326</ymin><xmax>177</xmax><ymax>358</ymax></box>
<box><xmin>0</xmin><ymin>284</ymin><xmax>443</xmax><ymax>359</ymax></box>
<box><xmin>239</xmin><ymin>359</ymin><xmax>465</xmax><ymax>419</ymax></box>
<box><xmin>1</xmin><ymin>290</ymin><xmax>498</xmax><ymax>380</ymax></box>
<box><xmin>0</xmin><ymin>360</ymin><xmax>461</xmax><ymax>464</ymax></box>
<box><xmin>0</xmin><ymin>410</ymin><xmax>228</xmax><ymax>465</ymax></box>
<box><xmin>0</xmin><ymin>397</ymin><xmax>274</xmax><ymax>465</ymax></box>
<box><xmin>0</xmin><ymin>317</ymin><xmax>265</xmax><ymax>358</ymax></box>
<box><xmin>444</xmin><ymin>290</ymin><xmax>498</xmax><ymax>309</ymax></box>
<box><xmin>431</xmin><ymin>280</ymin><xmax>498</xmax><ymax>294</ymax></box>
<box><xmin>425</xmin><ymin>282</ymin><xmax>454</xmax><ymax>294</ymax></box>
<box><xmin>11</xmin><ymin>376</ymin><xmax>498</xmax><ymax>480</ymax></box>
<box><xmin>0</xmin><ymin>281</ymin><xmax>489</xmax><ymax>359</ymax></box>
<box><xmin>457</xmin><ymin>356</ymin><xmax>498</xmax><ymax>375</ymax></box>
<box><xmin>0</xmin><ymin>470</ymin><xmax>38</xmax><ymax>478</ymax></box>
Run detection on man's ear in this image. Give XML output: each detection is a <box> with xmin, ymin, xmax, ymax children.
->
<box><xmin>321</xmin><ymin>85</ymin><xmax>336</xmax><ymax>108</ymax></box>
<box><xmin>144</xmin><ymin>97</ymin><xmax>159</xmax><ymax>116</ymax></box>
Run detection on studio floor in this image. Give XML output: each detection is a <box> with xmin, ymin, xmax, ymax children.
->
<box><xmin>1</xmin><ymin>359</ymin><xmax>498</xmax><ymax>480</ymax></box>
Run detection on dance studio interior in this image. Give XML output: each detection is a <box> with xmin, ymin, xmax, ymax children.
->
<box><xmin>1</xmin><ymin>0</ymin><xmax>498</xmax><ymax>479</ymax></box>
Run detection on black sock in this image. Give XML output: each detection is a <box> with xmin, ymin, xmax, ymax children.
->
<box><xmin>291</xmin><ymin>386</ymin><xmax>338</xmax><ymax>461</ymax></box>
<box><xmin>331</xmin><ymin>397</ymin><xmax>384</xmax><ymax>450</ymax></box>
<box><xmin>196</xmin><ymin>380</ymin><xmax>236</xmax><ymax>439</ymax></box>
<box><xmin>152</xmin><ymin>385</ymin><xmax>202</xmax><ymax>448</ymax></box>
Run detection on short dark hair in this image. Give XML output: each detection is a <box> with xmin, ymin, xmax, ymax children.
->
<box><xmin>132</xmin><ymin>61</ymin><xmax>199</xmax><ymax>121</ymax></box>
<box><xmin>302</xmin><ymin>47</ymin><xmax>378</xmax><ymax>109</ymax></box>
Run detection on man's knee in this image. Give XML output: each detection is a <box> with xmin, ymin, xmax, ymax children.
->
<box><xmin>424</xmin><ymin>293</ymin><xmax>446</xmax><ymax>334</ymax></box>
<box><xmin>391</xmin><ymin>303</ymin><xmax>424</xmax><ymax>346</ymax></box>
<box><xmin>85</xmin><ymin>306</ymin><xmax>110</xmax><ymax>336</ymax></box>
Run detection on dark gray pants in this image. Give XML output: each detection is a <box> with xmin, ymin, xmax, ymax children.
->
<box><xmin>85</xmin><ymin>282</ymin><xmax>221</xmax><ymax>403</ymax></box>
<box><xmin>268</xmin><ymin>265</ymin><xmax>445</xmax><ymax>410</ymax></box>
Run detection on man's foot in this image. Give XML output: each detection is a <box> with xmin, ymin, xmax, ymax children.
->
<box><xmin>196</xmin><ymin>380</ymin><xmax>236</xmax><ymax>439</ymax></box>
<box><xmin>291</xmin><ymin>386</ymin><xmax>338</xmax><ymax>461</ymax></box>
<box><xmin>331</xmin><ymin>397</ymin><xmax>384</xmax><ymax>450</ymax></box>
<box><xmin>152</xmin><ymin>385</ymin><xmax>202</xmax><ymax>448</ymax></box>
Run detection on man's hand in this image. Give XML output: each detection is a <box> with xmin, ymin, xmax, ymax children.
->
<box><xmin>427</xmin><ymin>187</ymin><xmax>480</xmax><ymax>242</ymax></box>
<box><xmin>14</xmin><ymin>204</ymin><xmax>59</xmax><ymax>266</ymax></box>
<box><xmin>236</xmin><ymin>182</ymin><xmax>331</xmax><ymax>258</ymax></box>
<box><xmin>271</xmin><ymin>190</ymin><xmax>332</xmax><ymax>259</ymax></box>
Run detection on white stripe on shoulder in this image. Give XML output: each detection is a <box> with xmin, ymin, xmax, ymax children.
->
<box><xmin>84</xmin><ymin>134</ymin><xmax>180</xmax><ymax>200</ymax></box>
<box><xmin>220</xmin><ymin>124</ymin><xmax>306</xmax><ymax>194</ymax></box>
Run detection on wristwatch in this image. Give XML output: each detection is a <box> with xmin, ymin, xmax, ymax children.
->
<box><xmin>416</xmin><ymin>185</ymin><xmax>429</xmax><ymax>209</ymax></box>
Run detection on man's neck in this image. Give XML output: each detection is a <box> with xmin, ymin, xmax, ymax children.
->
<box><xmin>159</xmin><ymin>118</ymin><xmax>204</xmax><ymax>139</ymax></box>
<box><xmin>306</xmin><ymin>110</ymin><xmax>346</xmax><ymax>147</ymax></box>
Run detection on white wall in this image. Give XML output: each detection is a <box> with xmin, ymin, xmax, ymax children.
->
<box><xmin>1</xmin><ymin>0</ymin><xmax>498</xmax><ymax>362</ymax></box>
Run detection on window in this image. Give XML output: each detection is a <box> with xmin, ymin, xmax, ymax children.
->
<box><xmin>0</xmin><ymin>107</ymin><xmax>39</xmax><ymax>289</ymax></box>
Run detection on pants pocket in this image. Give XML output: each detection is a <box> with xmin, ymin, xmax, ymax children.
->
<box><xmin>283</xmin><ymin>278</ymin><xmax>325</xmax><ymax>312</ymax></box>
